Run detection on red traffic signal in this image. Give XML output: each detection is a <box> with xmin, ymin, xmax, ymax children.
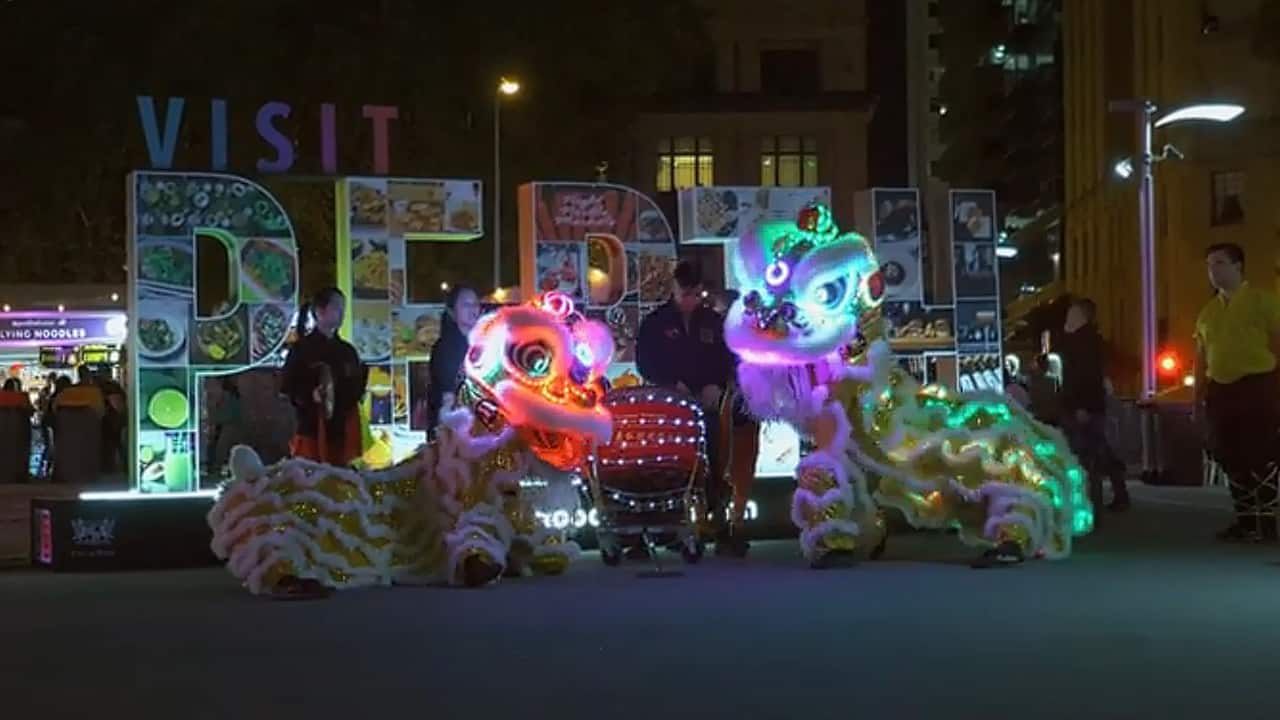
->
<box><xmin>1156</xmin><ymin>349</ymin><xmax>1182</xmax><ymax>377</ymax></box>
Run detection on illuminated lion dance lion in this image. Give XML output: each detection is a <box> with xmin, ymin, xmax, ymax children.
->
<box><xmin>208</xmin><ymin>292</ymin><xmax>614</xmax><ymax>595</ymax></box>
<box><xmin>724</xmin><ymin>204</ymin><xmax>1093</xmax><ymax>569</ymax></box>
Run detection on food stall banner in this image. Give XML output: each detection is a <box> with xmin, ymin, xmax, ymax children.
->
<box><xmin>517</xmin><ymin>182</ymin><xmax>677</xmax><ymax>388</ymax></box>
<box><xmin>869</xmin><ymin>188</ymin><xmax>924</xmax><ymax>303</ymax></box>
<box><xmin>0</xmin><ymin>312</ymin><xmax>127</xmax><ymax>348</ymax></box>
<box><xmin>128</xmin><ymin>171</ymin><xmax>301</xmax><ymax>495</ymax></box>
<box><xmin>677</xmin><ymin>186</ymin><xmax>831</xmax><ymax>245</ymax></box>
<box><xmin>949</xmin><ymin>189</ymin><xmax>1004</xmax><ymax>390</ymax></box>
<box><xmin>335</xmin><ymin>177</ymin><xmax>484</xmax><ymax>464</ymax></box>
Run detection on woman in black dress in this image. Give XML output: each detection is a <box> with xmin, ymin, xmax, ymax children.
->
<box><xmin>426</xmin><ymin>285</ymin><xmax>481</xmax><ymax>436</ymax></box>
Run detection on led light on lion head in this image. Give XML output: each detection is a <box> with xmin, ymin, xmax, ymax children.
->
<box><xmin>463</xmin><ymin>292</ymin><xmax>614</xmax><ymax>470</ymax></box>
<box><xmin>725</xmin><ymin>203</ymin><xmax>885</xmax><ymax>365</ymax></box>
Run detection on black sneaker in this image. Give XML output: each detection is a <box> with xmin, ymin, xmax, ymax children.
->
<box><xmin>970</xmin><ymin>541</ymin><xmax>1025</xmax><ymax>569</ymax></box>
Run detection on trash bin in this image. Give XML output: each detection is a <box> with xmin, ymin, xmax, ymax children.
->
<box><xmin>0</xmin><ymin>391</ymin><xmax>33</xmax><ymax>483</ymax></box>
<box><xmin>51</xmin><ymin>386</ymin><xmax>105</xmax><ymax>485</ymax></box>
<box><xmin>1147</xmin><ymin>402</ymin><xmax>1203</xmax><ymax>486</ymax></box>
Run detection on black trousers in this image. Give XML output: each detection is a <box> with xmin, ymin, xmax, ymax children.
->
<box><xmin>1064</xmin><ymin>412</ymin><xmax>1128</xmax><ymax>511</ymax></box>
<box><xmin>1206</xmin><ymin>372</ymin><xmax>1280</xmax><ymax>536</ymax></box>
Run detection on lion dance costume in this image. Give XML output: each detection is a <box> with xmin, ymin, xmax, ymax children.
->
<box><xmin>208</xmin><ymin>292</ymin><xmax>614</xmax><ymax>593</ymax></box>
<box><xmin>723</xmin><ymin>204</ymin><xmax>1093</xmax><ymax>568</ymax></box>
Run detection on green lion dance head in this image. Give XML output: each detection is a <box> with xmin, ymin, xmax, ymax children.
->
<box><xmin>725</xmin><ymin>203</ymin><xmax>886</xmax><ymax>366</ymax></box>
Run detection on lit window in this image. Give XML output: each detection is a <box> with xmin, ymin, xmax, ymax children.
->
<box><xmin>657</xmin><ymin>136</ymin><xmax>714</xmax><ymax>192</ymax></box>
<box><xmin>760</xmin><ymin>136</ymin><xmax>818</xmax><ymax>187</ymax></box>
<box><xmin>1211</xmin><ymin>171</ymin><xmax>1245</xmax><ymax>226</ymax></box>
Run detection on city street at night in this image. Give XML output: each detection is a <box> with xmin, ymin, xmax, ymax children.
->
<box><xmin>6</xmin><ymin>1</ymin><xmax>1280</xmax><ymax>717</ymax></box>
<box><xmin>3</xmin><ymin>484</ymin><xmax>1276</xmax><ymax>719</ymax></box>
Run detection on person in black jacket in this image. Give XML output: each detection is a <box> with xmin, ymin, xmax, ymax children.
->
<box><xmin>426</xmin><ymin>285</ymin><xmax>481</xmax><ymax>436</ymax></box>
<box><xmin>281</xmin><ymin>287</ymin><xmax>368</xmax><ymax>466</ymax></box>
<box><xmin>637</xmin><ymin>262</ymin><xmax>735</xmax><ymax>543</ymax></box>
<box><xmin>1059</xmin><ymin>297</ymin><xmax>1129</xmax><ymax>514</ymax></box>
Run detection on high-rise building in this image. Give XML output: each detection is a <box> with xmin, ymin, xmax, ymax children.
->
<box><xmin>932</xmin><ymin>0</ymin><xmax>1064</xmax><ymax>322</ymax></box>
<box><xmin>1061</xmin><ymin>0</ymin><xmax>1279</xmax><ymax>394</ymax></box>
<box><xmin>626</xmin><ymin>0</ymin><xmax>876</xmax><ymax>225</ymax></box>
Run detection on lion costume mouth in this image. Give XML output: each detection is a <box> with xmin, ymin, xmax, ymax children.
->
<box><xmin>462</xmin><ymin>292</ymin><xmax>614</xmax><ymax>470</ymax></box>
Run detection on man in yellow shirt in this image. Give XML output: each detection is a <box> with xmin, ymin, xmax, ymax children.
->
<box><xmin>1194</xmin><ymin>242</ymin><xmax>1280</xmax><ymax>543</ymax></box>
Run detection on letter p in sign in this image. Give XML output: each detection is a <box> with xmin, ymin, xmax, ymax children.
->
<box><xmin>127</xmin><ymin>172</ymin><xmax>301</xmax><ymax>496</ymax></box>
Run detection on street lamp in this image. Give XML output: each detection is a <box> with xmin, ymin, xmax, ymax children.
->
<box><xmin>1108</xmin><ymin>98</ymin><xmax>1245</xmax><ymax>480</ymax></box>
<box><xmin>494</xmin><ymin>77</ymin><xmax>521</xmax><ymax>292</ymax></box>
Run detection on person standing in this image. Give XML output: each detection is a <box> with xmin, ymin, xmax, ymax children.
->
<box><xmin>1195</xmin><ymin>243</ymin><xmax>1280</xmax><ymax>543</ymax></box>
<box><xmin>637</xmin><ymin>262</ymin><xmax>734</xmax><ymax>544</ymax></box>
<box><xmin>281</xmin><ymin>287</ymin><xmax>367</xmax><ymax>466</ymax></box>
<box><xmin>426</xmin><ymin>286</ymin><xmax>481</xmax><ymax>436</ymax></box>
<box><xmin>1059</xmin><ymin>297</ymin><xmax>1129</xmax><ymax>515</ymax></box>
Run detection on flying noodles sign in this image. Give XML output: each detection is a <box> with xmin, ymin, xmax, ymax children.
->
<box><xmin>135</xmin><ymin>96</ymin><xmax>400</xmax><ymax>174</ymax></box>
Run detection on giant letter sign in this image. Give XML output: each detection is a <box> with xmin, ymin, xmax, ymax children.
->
<box><xmin>127</xmin><ymin>172</ymin><xmax>300</xmax><ymax>494</ymax></box>
<box><xmin>334</xmin><ymin>176</ymin><xmax>484</xmax><ymax>464</ymax></box>
<box><xmin>518</xmin><ymin>182</ymin><xmax>677</xmax><ymax>386</ymax></box>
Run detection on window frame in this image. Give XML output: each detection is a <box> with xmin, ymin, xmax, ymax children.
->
<box><xmin>656</xmin><ymin>136</ymin><xmax>714</xmax><ymax>192</ymax></box>
<box><xmin>1210</xmin><ymin>170</ymin><xmax>1246</xmax><ymax>227</ymax></box>
<box><xmin>760</xmin><ymin>135</ymin><xmax>819</xmax><ymax>187</ymax></box>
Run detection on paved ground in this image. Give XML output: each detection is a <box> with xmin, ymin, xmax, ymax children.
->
<box><xmin>1</xmin><ymin>484</ymin><xmax>1276</xmax><ymax>719</ymax></box>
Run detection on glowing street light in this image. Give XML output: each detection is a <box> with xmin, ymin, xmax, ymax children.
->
<box><xmin>1113</xmin><ymin>158</ymin><xmax>1134</xmax><ymax>179</ymax></box>
<box><xmin>498</xmin><ymin>78</ymin><xmax>521</xmax><ymax>96</ymax></box>
<box><xmin>494</xmin><ymin>76</ymin><xmax>522</xmax><ymax>291</ymax></box>
<box><xmin>1108</xmin><ymin>97</ymin><xmax>1245</xmax><ymax>481</ymax></box>
<box><xmin>1154</xmin><ymin>103</ymin><xmax>1245</xmax><ymax>128</ymax></box>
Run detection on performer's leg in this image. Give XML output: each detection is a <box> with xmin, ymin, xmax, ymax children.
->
<box><xmin>729</xmin><ymin>421</ymin><xmax>759</xmax><ymax>528</ymax></box>
<box><xmin>717</xmin><ymin>420</ymin><xmax>758</xmax><ymax>557</ymax></box>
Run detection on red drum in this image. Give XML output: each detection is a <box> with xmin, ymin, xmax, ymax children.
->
<box><xmin>590</xmin><ymin>387</ymin><xmax>708</xmax><ymax>566</ymax></box>
<box><xmin>597</xmin><ymin>387</ymin><xmax>706</xmax><ymax>492</ymax></box>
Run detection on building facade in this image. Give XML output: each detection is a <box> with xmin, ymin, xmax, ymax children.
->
<box><xmin>1062</xmin><ymin>0</ymin><xmax>1280</xmax><ymax>395</ymax></box>
<box><xmin>622</xmin><ymin>0</ymin><xmax>877</xmax><ymax>277</ymax></box>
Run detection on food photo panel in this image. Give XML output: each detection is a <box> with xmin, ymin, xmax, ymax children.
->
<box><xmin>353</xmin><ymin>300</ymin><xmax>393</xmax><ymax>362</ymax></box>
<box><xmin>139</xmin><ymin>368</ymin><xmax>193</xmax><ymax>434</ymax></box>
<box><xmin>239</xmin><ymin>237</ymin><xmax>298</xmax><ymax>304</ymax></box>
<box><xmin>391</xmin><ymin>305</ymin><xmax>442</xmax><ymax>359</ymax></box>
<box><xmin>352</xmin><ymin>238</ymin><xmax>391</xmax><ymax>301</ymax></box>
<box><xmin>882</xmin><ymin>301</ymin><xmax>954</xmax><ymax>353</ymax></box>
<box><xmin>536</xmin><ymin>243</ymin><xmax>584</xmax><ymax>299</ymax></box>
<box><xmin>136</xmin><ymin>237</ymin><xmax>195</xmax><ymax>300</ymax></box>
<box><xmin>190</xmin><ymin>306</ymin><xmax>249</xmax><ymax>366</ymax></box>
<box><xmin>955</xmin><ymin>300</ymin><xmax>1001</xmax><ymax>352</ymax></box>
<box><xmin>349</xmin><ymin>179</ymin><xmax>390</xmax><ymax>233</ymax></box>
<box><xmin>388</xmin><ymin>180</ymin><xmax>447</xmax><ymax>237</ymax></box>
<box><xmin>136</xmin><ymin>300</ymin><xmax>190</xmax><ymax>368</ymax></box>
<box><xmin>249</xmin><ymin>303</ymin><xmax>291</xmax><ymax>362</ymax></box>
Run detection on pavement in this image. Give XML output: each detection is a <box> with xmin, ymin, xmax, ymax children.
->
<box><xmin>1</xmin><ymin>483</ymin><xmax>1277</xmax><ymax>720</ymax></box>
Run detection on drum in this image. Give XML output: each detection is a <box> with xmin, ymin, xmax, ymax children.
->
<box><xmin>596</xmin><ymin>387</ymin><xmax>706</xmax><ymax>494</ymax></box>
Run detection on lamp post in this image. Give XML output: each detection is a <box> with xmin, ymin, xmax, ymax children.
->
<box><xmin>1107</xmin><ymin>100</ymin><xmax>1244</xmax><ymax>480</ymax></box>
<box><xmin>493</xmin><ymin>77</ymin><xmax>521</xmax><ymax>293</ymax></box>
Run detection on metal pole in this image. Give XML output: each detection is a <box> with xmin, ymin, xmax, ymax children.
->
<box><xmin>1137</xmin><ymin>101</ymin><xmax>1159</xmax><ymax>480</ymax></box>
<box><xmin>493</xmin><ymin>95</ymin><xmax>501</xmax><ymax>293</ymax></box>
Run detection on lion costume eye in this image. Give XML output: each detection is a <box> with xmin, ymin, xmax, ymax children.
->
<box><xmin>810</xmin><ymin>278</ymin><xmax>848</xmax><ymax>310</ymax></box>
<box><xmin>510</xmin><ymin>341</ymin><xmax>553</xmax><ymax>378</ymax></box>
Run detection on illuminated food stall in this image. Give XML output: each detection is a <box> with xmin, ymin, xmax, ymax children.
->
<box><xmin>0</xmin><ymin>310</ymin><xmax>128</xmax><ymax>479</ymax></box>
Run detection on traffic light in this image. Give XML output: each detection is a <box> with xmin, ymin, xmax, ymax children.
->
<box><xmin>1156</xmin><ymin>349</ymin><xmax>1182</xmax><ymax>378</ymax></box>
